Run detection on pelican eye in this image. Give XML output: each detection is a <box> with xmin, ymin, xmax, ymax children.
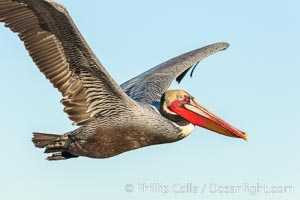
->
<box><xmin>177</xmin><ymin>94</ymin><xmax>184</xmax><ymax>101</ymax></box>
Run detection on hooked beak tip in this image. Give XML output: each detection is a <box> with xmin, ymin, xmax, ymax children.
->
<box><xmin>242</xmin><ymin>133</ymin><xmax>249</xmax><ymax>141</ymax></box>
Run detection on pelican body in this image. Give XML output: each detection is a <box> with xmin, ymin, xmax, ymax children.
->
<box><xmin>0</xmin><ymin>0</ymin><xmax>248</xmax><ymax>160</ymax></box>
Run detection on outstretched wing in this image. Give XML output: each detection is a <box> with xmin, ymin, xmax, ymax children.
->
<box><xmin>0</xmin><ymin>0</ymin><xmax>136</xmax><ymax>125</ymax></box>
<box><xmin>121</xmin><ymin>42</ymin><xmax>229</xmax><ymax>104</ymax></box>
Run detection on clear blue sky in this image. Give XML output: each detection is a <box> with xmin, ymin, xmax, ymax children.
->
<box><xmin>0</xmin><ymin>0</ymin><xmax>299</xmax><ymax>200</ymax></box>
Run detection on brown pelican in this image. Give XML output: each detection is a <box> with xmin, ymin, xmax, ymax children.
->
<box><xmin>0</xmin><ymin>0</ymin><xmax>248</xmax><ymax>160</ymax></box>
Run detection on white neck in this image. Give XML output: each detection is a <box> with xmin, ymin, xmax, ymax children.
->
<box><xmin>172</xmin><ymin>122</ymin><xmax>195</xmax><ymax>137</ymax></box>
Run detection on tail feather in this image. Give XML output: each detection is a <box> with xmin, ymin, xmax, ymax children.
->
<box><xmin>32</xmin><ymin>132</ymin><xmax>60</xmax><ymax>148</ymax></box>
<box><xmin>46</xmin><ymin>152</ymin><xmax>78</xmax><ymax>161</ymax></box>
<box><xmin>32</xmin><ymin>132</ymin><xmax>78</xmax><ymax>161</ymax></box>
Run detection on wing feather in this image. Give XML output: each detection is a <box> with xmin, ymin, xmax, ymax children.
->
<box><xmin>121</xmin><ymin>42</ymin><xmax>229</xmax><ymax>104</ymax></box>
<box><xmin>0</xmin><ymin>0</ymin><xmax>135</xmax><ymax>125</ymax></box>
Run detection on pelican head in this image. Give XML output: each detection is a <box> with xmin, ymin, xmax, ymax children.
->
<box><xmin>160</xmin><ymin>90</ymin><xmax>248</xmax><ymax>140</ymax></box>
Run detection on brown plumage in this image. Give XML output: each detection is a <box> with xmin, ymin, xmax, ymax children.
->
<box><xmin>0</xmin><ymin>0</ymin><xmax>247</xmax><ymax>161</ymax></box>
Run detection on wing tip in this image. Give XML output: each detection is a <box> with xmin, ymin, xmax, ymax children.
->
<box><xmin>175</xmin><ymin>42</ymin><xmax>229</xmax><ymax>84</ymax></box>
<box><xmin>216</xmin><ymin>42</ymin><xmax>230</xmax><ymax>50</ymax></box>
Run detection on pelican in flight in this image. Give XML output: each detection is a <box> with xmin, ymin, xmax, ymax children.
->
<box><xmin>0</xmin><ymin>0</ymin><xmax>248</xmax><ymax>160</ymax></box>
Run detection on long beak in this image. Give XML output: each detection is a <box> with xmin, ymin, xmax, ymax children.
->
<box><xmin>168</xmin><ymin>98</ymin><xmax>248</xmax><ymax>140</ymax></box>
